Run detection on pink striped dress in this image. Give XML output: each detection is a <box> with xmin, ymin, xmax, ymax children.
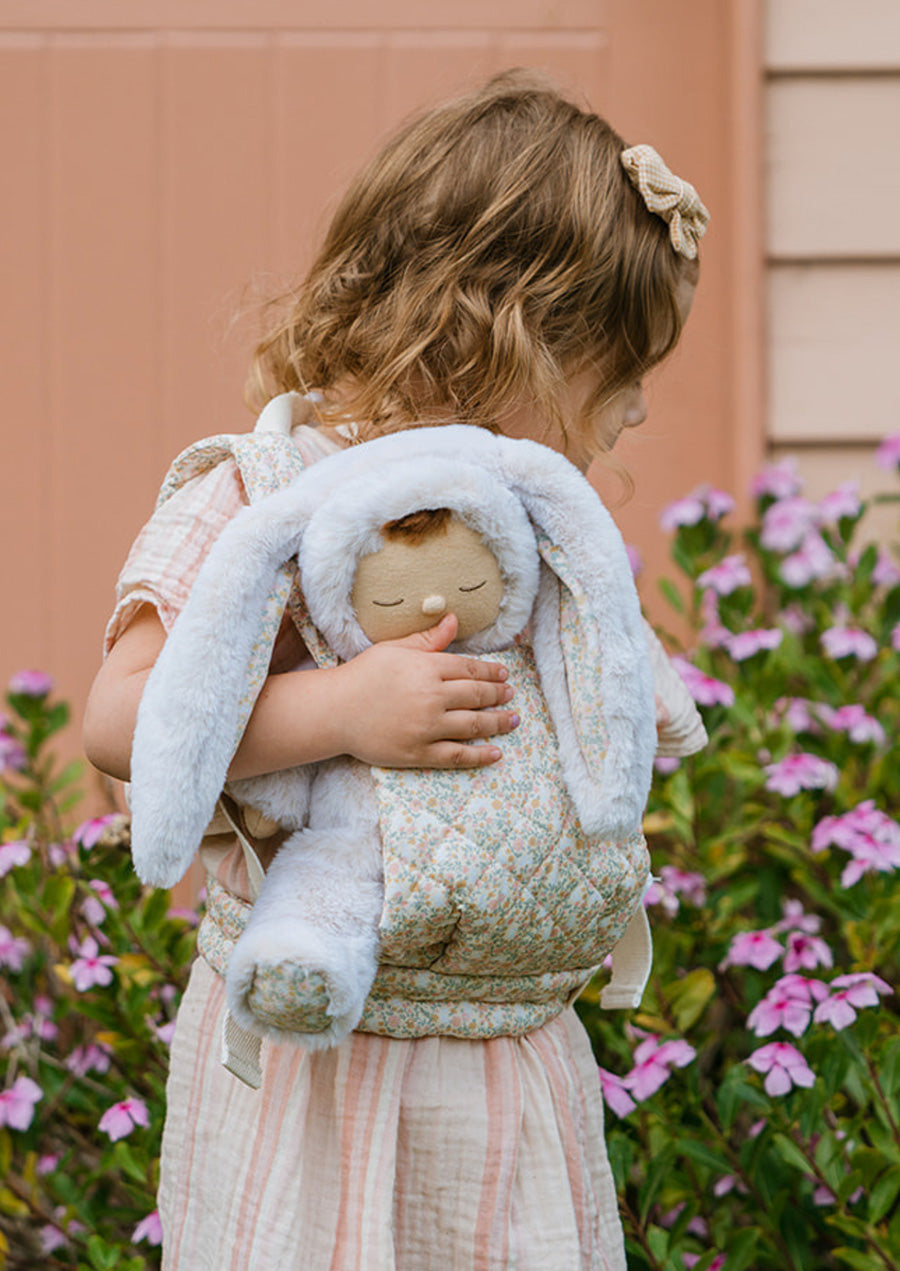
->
<box><xmin>107</xmin><ymin>422</ymin><xmax>629</xmax><ymax>1271</ymax></box>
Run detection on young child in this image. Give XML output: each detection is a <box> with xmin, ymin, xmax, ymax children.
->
<box><xmin>83</xmin><ymin>69</ymin><xmax>707</xmax><ymax>1271</ymax></box>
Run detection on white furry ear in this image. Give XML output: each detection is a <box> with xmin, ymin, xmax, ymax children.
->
<box><xmin>129</xmin><ymin>483</ymin><xmax>319</xmax><ymax>888</ymax></box>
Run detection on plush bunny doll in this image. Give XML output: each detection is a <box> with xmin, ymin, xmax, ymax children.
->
<box><xmin>130</xmin><ymin>426</ymin><xmax>658</xmax><ymax>1056</ymax></box>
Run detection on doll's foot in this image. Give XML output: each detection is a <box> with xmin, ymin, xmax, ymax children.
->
<box><xmin>226</xmin><ymin>919</ymin><xmax>378</xmax><ymax>1049</ymax></box>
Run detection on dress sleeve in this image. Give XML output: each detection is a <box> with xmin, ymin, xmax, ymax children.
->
<box><xmin>643</xmin><ymin>619</ymin><xmax>709</xmax><ymax>758</ymax></box>
<box><xmin>103</xmin><ymin>461</ymin><xmax>246</xmax><ymax>654</ymax></box>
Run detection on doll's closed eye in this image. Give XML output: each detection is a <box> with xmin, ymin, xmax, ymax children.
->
<box><xmin>459</xmin><ymin>580</ymin><xmax>486</xmax><ymax>593</ymax></box>
<box><xmin>371</xmin><ymin>598</ymin><xmax>405</xmax><ymax>607</ymax></box>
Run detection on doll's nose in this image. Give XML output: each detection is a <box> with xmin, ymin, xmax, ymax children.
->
<box><xmin>421</xmin><ymin>594</ymin><xmax>447</xmax><ymax>616</ymax></box>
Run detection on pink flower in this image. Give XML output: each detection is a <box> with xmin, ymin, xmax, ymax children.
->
<box><xmin>0</xmin><ymin>730</ymin><xmax>27</xmax><ymax>773</ymax></box>
<box><xmin>725</xmin><ymin>627</ymin><xmax>782</xmax><ymax>661</ymax></box>
<box><xmin>653</xmin><ymin>756</ymin><xmax>681</xmax><ymax>776</ymax></box>
<box><xmin>775</xmin><ymin>899</ymin><xmax>821</xmax><ymax>935</ymax></box>
<box><xmin>696</xmin><ymin>554</ymin><xmax>752</xmax><ymax>596</ymax></box>
<box><xmin>764</xmin><ymin>752</ymin><xmax>838</xmax><ymax>797</ymax></box>
<box><xmin>778</xmin><ymin>604</ymin><xmax>814</xmax><ymax>635</ymax></box>
<box><xmin>8</xmin><ymin>669</ymin><xmax>53</xmax><ymax>697</ymax></box>
<box><xmin>644</xmin><ymin>867</ymin><xmax>706</xmax><ymax>917</ymax></box>
<box><xmin>0</xmin><ymin>1075</ymin><xmax>43</xmax><ymax>1130</ymax></box>
<box><xmin>702</xmin><ymin>486</ymin><xmax>736</xmax><ymax>521</ymax></box>
<box><xmin>747</xmin><ymin>985</ymin><xmax>813</xmax><ymax>1038</ymax></box>
<box><xmin>660</xmin><ymin>493</ymin><xmax>706</xmax><ymax>532</ymax></box>
<box><xmin>65</xmin><ymin>1042</ymin><xmax>112</xmax><ymax>1077</ymax></box>
<box><xmin>783</xmin><ymin>932</ymin><xmax>834</xmax><ymax>973</ymax></box>
<box><xmin>746</xmin><ymin>974</ymin><xmax>828</xmax><ymax>1038</ymax></box>
<box><xmin>69</xmin><ymin>936</ymin><xmax>118</xmax><ymax>991</ymax></box>
<box><xmin>597</xmin><ymin>1066</ymin><xmax>637</xmax><ymax>1117</ymax></box>
<box><xmin>133</xmin><ymin>1210</ymin><xmax>164</xmax><ymax>1246</ymax></box>
<box><xmin>98</xmin><ymin>1096</ymin><xmax>150</xmax><ymax>1142</ymax></box>
<box><xmin>625</xmin><ymin>544</ymin><xmax>643</xmax><ymax>578</ymax></box>
<box><xmin>39</xmin><ymin>1224</ymin><xmax>68</xmax><ymax>1254</ymax></box>
<box><xmin>875</xmin><ymin>433</ymin><xmax>900</xmax><ymax>469</ymax></box>
<box><xmin>817</xmin><ymin>703</ymin><xmax>885</xmax><ymax>746</ymax></box>
<box><xmin>780</xmin><ymin>531</ymin><xmax>837</xmax><ymax>587</ymax></box>
<box><xmin>671</xmin><ymin>657</ymin><xmax>735</xmax><ymax>708</ymax></box>
<box><xmin>774</xmin><ymin>697</ymin><xmax>820</xmax><ymax>734</ymax></box>
<box><xmin>81</xmin><ymin>879</ymin><xmax>119</xmax><ymax>927</ymax></box>
<box><xmin>872</xmin><ymin>548</ymin><xmax>900</xmax><ymax>589</ymax></box>
<box><xmin>37</xmin><ymin>1153</ymin><xmax>60</xmax><ymax>1175</ymax></box>
<box><xmin>751</xmin><ymin>457</ymin><xmax>803</xmax><ymax>500</ymax></box>
<box><xmin>73</xmin><ymin>814</ymin><xmax>119</xmax><ymax>850</ymax></box>
<box><xmin>761</xmin><ymin>497</ymin><xmax>819</xmax><ymax>553</ymax></box>
<box><xmin>0</xmin><ymin>840</ymin><xmax>31</xmax><ymax>878</ymax></box>
<box><xmin>713</xmin><ymin>1173</ymin><xmax>749</xmax><ymax>1197</ymax></box>
<box><xmin>720</xmin><ymin>929</ymin><xmax>783</xmax><ymax>972</ymax></box>
<box><xmin>812</xmin><ymin>803</ymin><xmax>900</xmax><ymax>886</ymax></box>
<box><xmin>812</xmin><ymin>972</ymin><xmax>891</xmax><ymax>1030</ymax></box>
<box><xmin>746</xmin><ymin>1042</ymin><xmax>815</xmax><ymax>1096</ymax></box>
<box><xmin>622</xmin><ymin>1035</ymin><xmax>696</xmax><ymax>1100</ymax></box>
<box><xmin>821</xmin><ymin>626</ymin><xmax>878</xmax><ymax>661</ymax></box>
<box><xmin>818</xmin><ymin>482</ymin><xmax>862</xmax><ymax>524</ymax></box>
<box><xmin>0</xmin><ymin>925</ymin><xmax>31</xmax><ymax>973</ymax></box>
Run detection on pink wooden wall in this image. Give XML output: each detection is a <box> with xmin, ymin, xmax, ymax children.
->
<box><xmin>0</xmin><ymin>0</ymin><xmax>764</xmax><ymax>802</ymax></box>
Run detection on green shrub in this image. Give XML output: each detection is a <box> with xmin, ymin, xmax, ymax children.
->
<box><xmin>577</xmin><ymin>442</ymin><xmax>900</xmax><ymax>1270</ymax></box>
<box><xmin>0</xmin><ymin>678</ymin><xmax>196</xmax><ymax>1270</ymax></box>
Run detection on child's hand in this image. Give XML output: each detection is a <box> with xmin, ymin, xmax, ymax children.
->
<box><xmin>333</xmin><ymin>613</ymin><xmax>518</xmax><ymax>769</ymax></box>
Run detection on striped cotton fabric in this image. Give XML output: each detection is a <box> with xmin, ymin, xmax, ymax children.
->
<box><xmin>159</xmin><ymin>960</ymin><xmax>627</xmax><ymax>1270</ymax></box>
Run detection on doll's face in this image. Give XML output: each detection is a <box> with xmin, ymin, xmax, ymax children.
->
<box><xmin>351</xmin><ymin>516</ymin><xmax>504</xmax><ymax>643</ymax></box>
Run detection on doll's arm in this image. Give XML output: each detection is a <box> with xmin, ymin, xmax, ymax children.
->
<box><xmin>84</xmin><ymin>607</ymin><xmax>518</xmax><ymax>783</ymax></box>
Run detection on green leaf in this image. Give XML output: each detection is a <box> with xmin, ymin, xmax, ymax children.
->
<box><xmin>662</xmin><ymin>968</ymin><xmax>715</xmax><ymax>1031</ymax></box>
<box><xmin>113</xmin><ymin>1140</ymin><xmax>150</xmax><ymax>1186</ymax></box>
<box><xmin>772</xmin><ymin>1133</ymin><xmax>812</xmax><ymax>1176</ymax></box>
<box><xmin>723</xmin><ymin>1227</ymin><xmax>760</xmax><ymax>1271</ymax></box>
<box><xmin>658</xmin><ymin>577</ymin><xmax>685</xmax><ymax>615</ymax></box>
<box><xmin>869</xmin><ymin>1165</ymin><xmax>900</xmax><ymax>1223</ymax></box>
<box><xmin>833</xmin><ymin>1248</ymin><xmax>877</xmax><ymax>1271</ymax></box>
<box><xmin>646</xmin><ymin>1224</ymin><xmax>670</xmax><ymax>1260</ymax></box>
<box><xmin>43</xmin><ymin>873</ymin><xmax>76</xmax><ymax>926</ymax></box>
<box><xmin>880</xmin><ymin>1038</ymin><xmax>900</xmax><ymax>1097</ymax></box>
<box><xmin>675</xmin><ymin>1138</ymin><xmax>731</xmax><ymax>1174</ymax></box>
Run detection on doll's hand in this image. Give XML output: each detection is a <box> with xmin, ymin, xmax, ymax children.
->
<box><xmin>333</xmin><ymin>614</ymin><xmax>518</xmax><ymax>769</ymax></box>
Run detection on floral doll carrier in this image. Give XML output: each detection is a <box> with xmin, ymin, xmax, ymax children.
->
<box><xmin>131</xmin><ymin>396</ymin><xmax>665</xmax><ymax>1081</ymax></box>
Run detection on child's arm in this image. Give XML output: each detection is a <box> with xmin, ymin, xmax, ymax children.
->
<box><xmin>83</xmin><ymin>605</ymin><xmax>517</xmax><ymax>783</ymax></box>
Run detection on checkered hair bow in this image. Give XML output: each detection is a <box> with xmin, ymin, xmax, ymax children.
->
<box><xmin>620</xmin><ymin>144</ymin><xmax>710</xmax><ymax>260</ymax></box>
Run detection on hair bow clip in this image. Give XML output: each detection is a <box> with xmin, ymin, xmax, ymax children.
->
<box><xmin>620</xmin><ymin>144</ymin><xmax>709</xmax><ymax>260</ymax></box>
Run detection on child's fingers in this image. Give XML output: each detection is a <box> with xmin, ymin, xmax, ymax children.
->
<box><xmin>440</xmin><ymin>709</ymin><xmax>520</xmax><ymax>742</ymax></box>
<box><xmin>434</xmin><ymin>654</ymin><xmax>509</xmax><ymax>683</ymax></box>
<box><xmin>441</xmin><ymin>679</ymin><xmax>515</xmax><ymax>711</ymax></box>
<box><xmin>423</xmin><ymin>741</ymin><xmax>504</xmax><ymax>769</ymax></box>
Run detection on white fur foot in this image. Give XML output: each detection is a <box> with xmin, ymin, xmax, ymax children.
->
<box><xmin>225</xmin><ymin>917</ymin><xmax>379</xmax><ymax>1050</ymax></box>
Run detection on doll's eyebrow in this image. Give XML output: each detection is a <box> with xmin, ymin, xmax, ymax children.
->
<box><xmin>458</xmin><ymin>580</ymin><xmax>486</xmax><ymax>593</ymax></box>
<box><xmin>372</xmin><ymin>598</ymin><xmax>405</xmax><ymax>607</ymax></box>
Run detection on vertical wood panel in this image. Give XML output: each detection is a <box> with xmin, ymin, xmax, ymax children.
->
<box><xmin>0</xmin><ymin>40</ymin><xmax>50</xmax><ymax>676</ymax></box>
<box><xmin>161</xmin><ymin>36</ymin><xmax>273</xmax><ymax>458</ymax></box>
<box><xmin>272</xmin><ymin>35</ymin><xmax>385</xmax><ymax>278</ymax></box>
<box><xmin>47</xmin><ymin>37</ymin><xmax>160</xmax><ymax>725</ymax></box>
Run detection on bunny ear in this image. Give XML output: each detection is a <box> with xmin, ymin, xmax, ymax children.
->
<box><xmin>487</xmin><ymin>437</ymin><xmax>656</xmax><ymax>840</ymax></box>
<box><xmin>129</xmin><ymin>481</ymin><xmax>320</xmax><ymax>888</ymax></box>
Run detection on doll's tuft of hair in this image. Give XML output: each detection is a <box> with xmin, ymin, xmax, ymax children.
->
<box><xmin>248</xmin><ymin>68</ymin><xmax>698</xmax><ymax>452</ymax></box>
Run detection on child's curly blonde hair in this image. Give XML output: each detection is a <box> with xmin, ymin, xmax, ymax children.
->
<box><xmin>248</xmin><ymin>69</ymin><xmax>698</xmax><ymax>449</ymax></box>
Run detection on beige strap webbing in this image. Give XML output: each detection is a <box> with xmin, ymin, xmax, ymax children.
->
<box><xmin>216</xmin><ymin>797</ymin><xmax>266</xmax><ymax>1088</ymax></box>
<box><xmin>599</xmin><ymin>878</ymin><xmax>655</xmax><ymax>1011</ymax></box>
